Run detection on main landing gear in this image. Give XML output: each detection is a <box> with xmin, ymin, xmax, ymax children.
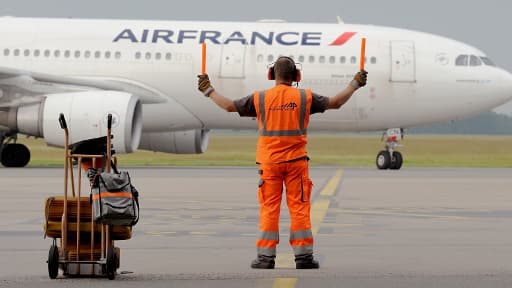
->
<box><xmin>376</xmin><ymin>128</ymin><xmax>403</xmax><ymax>170</ymax></box>
<box><xmin>0</xmin><ymin>132</ymin><xmax>31</xmax><ymax>167</ymax></box>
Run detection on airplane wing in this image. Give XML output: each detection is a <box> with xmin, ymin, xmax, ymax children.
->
<box><xmin>0</xmin><ymin>66</ymin><xmax>167</xmax><ymax>109</ymax></box>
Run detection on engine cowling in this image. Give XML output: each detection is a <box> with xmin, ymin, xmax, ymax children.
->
<box><xmin>138</xmin><ymin>129</ymin><xmax>209</xmax><ymax>154</ymax></box>
<box><xmin>16</xmin><ymin>91</ymin><xmax>142</xmax><ymax>153</ymax></box>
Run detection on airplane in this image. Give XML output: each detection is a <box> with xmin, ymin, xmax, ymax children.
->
<box><xmin>0</xmin><ymin>17</ymin><xmax>511</xmax><ymax>170</ymax></box>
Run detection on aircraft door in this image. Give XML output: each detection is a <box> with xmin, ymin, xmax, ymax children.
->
<box><xmin>390</xmin><ymin>41</ymin><xmax>416</xmax><ymax>82</ymax></box>
<box><xmin>220</xmin><ymin>44</ymin><xmax>246</xmax><ymax>78</ymax></box>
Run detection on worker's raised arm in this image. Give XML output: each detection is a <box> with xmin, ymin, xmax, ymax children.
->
<box><xmin>197</xmin><ymin>74</ymin><xmax>237</xmax><ymax>112</ymax></box>
<box><xmin>327</xmin><ymin>71</ymin><xmax>367</xmax><ymax>110</ymax></box>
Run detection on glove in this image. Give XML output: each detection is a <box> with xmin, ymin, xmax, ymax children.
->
<box><xmin>197</xmin><ymin>74</ymin><xmax>215</xmax><ymax>97</ymax></box>
<box><xmin>350</xmin><ymin>70</ymin><xmax>368</xmax><ymax>89</ymax></box>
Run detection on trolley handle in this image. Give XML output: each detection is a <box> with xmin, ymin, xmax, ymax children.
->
<box><xmin>59</xmin><ymin>113</ymin><xmax>67</xmax><ymax>130</ymax></box>
<box><xmin>107</xmin><ymin>114</ymin><xmax>112</xmax><ymax>129</ymax></box>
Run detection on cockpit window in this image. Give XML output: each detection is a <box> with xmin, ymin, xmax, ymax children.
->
<box><xmin>455</xmin><ymin>55</ymin><xmax>468</xmax><ymax>66</ymax></box>
<box><xmin>480</xmin><ymin>56</ymin><xmax>496</xmax><ymax>66</ymax></box>
<box><xmin>470</xmin><ymin>55</ymin><xmax>482</xmax><ymax>66</ymax></box>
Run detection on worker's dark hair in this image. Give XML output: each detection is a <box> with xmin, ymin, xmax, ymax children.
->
<box><xmin>267</xmin><ymin>56</ymin><xmax>301</xmax><ymax>82</ymax></box>
<box><xmin>274</xmin><ymin>56</ymin><xmax>298</xmax><ymax>82</ymax></box>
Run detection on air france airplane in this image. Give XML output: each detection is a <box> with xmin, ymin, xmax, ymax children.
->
<box><xmin>0</xmin><ymin>17</ymin><xmax>511</xmax><ymax>169</ymax></box>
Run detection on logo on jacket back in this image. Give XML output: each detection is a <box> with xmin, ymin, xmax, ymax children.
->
<box><xmin>270</xmin><ymin>102</ymin><xmax>298</xmax><ymax>111</ymax></box>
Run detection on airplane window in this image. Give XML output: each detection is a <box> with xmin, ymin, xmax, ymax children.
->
<box><xmin>13</xmin><ymin>49</ymin><xmax>20</xmax><ymax>56</ymax></box>
<box><xmin>165</xmin><ymin>53</ymin><xmax>172</xmax><ymax>60</ymax></box>
<box><xmin>455</xmin><ymin>55</ymin><xmax>468</xmax><ymax>66</ymax></box>
<box><xmin>135</xmin><ymin>52</ymin><xmax>141</xmax><ymax>60</ymax></box>
<box><xmin>480</xmin><ymin>56</ymin><xmax>496</xmax><ymax>66</ymax></box>
<box><xmin>54</xmin><ymin>50</ymin><xmax>60</xmax><ymax>58</ymax></box>
<box><xmin>340</xmin><ymin>56</ymin><xmax>346</xmax><ymax>64</ymax></box>
<box><xmin>256</xmin><ymin>54</ymin><xmax>263</xmax><ymax>62</ymax></box>
<box><xmin>145</xmin><ymin>52</ymin><xmax>151</xmax><ymax>60</ymax></box>
<box><xmin>24</xmin><ymin>49</ymin><xmax>30</xmax><ymax>57</ymax></box>
<box><xmin>34</xmin><ymin>50</ymin><xmax>40</xmax><ymax>57</ymax></box>
<box><xmin>94</xmin><ymin>51</ymin><xmax>101</xmax><ymax>59</ymax></box>
<box><xmin>329</xmin><ymin>56</ymin><xmax>335</xmax><ymax>64</ymax></box>
<box><xmin>319</xmin><ymin>56</ymin><xmax>325</xmax><ymax>63</ymax></box>
<box><xmin>155</xmin><ymin>52</ymin><xmax>162</xmax><ymax>60</ymax></box>
<box><xmin>105</xmin><ymin>51</ymin><xmax>111</xmax><ymax>59</ymax></box>
<box><xmin>470</xmin><ymin>55</ymin><xmax>481</xmax><ymax>66</ymax></box>
<box><xmin>267</xmin><ymin>55</ymin><xmax>274</xmax><ymax>62</ymax></box>
<box><xmin>64</xmin><ymin>50</ymin><xmax>70</xmax><ymax>58</ymax></box>
<box><xmin>74</xmin><ymin>51</ymin><xmax>80</xmax><ymax>58</ymax></box>
<box><xmin>350</xmin><ymin>56</ymin><xmax>357</xmax><ymax>64</ymax></box>
<box><xmin>308</xmin><ymin>55</ymin><xmax>315</xmax><ymax>63</ymax></box>
<box><xmin>115</xmin><ymin>51</ymin><xmax>121</xmax><ymax>59</ymax></box>
<box><xmin>84</xmin><ymin>51</ymin><xmax>91</xmax><ymax>58</ymax></box>
<box><xmin>370</xmin><ymin>56</ymin><xmax>377</xmax><ymax>64</ymax></box>
<box><xmin>364</xmin><ymin>56</ymin><xmax>367</xmax><ymax>64</ymax></box>
<box><xmin>3</xmin><ymin>49</ymin><xmax>9</xmax><ymax>56</ymax></box>
<box><xmin>44</xmin><ymin>50</ymin><xmax>50</xmax><ymax>57</ymax></box>
<box><xmin>298</xmin><ymin>55</ymin><xmax>305</xmax><ymax>63</ymax></box>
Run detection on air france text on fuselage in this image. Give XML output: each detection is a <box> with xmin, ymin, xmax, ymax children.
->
<box><xmin>113</xmin><ymin>29</ymin><xmax>324</xmax><ymax>46</ymax></box>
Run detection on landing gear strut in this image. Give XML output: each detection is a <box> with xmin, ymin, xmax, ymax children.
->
<box><xmin>376</xmin><ymin>128</ymin><xmax>403</xmax><ymax>170</ymax></box>
<box><xmin>0</xmin><ymin>133</ymin><xmax>31</xmax><ymax>167</ymax></box>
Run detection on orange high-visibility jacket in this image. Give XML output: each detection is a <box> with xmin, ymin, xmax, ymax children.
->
<box><xmin>254</xmin><ymin>85</ymin><xmax>313</xmax><ymax>164</ymax></box>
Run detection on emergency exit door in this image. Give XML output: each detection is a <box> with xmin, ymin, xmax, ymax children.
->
<box><xmin>220</xmin><ymin>44</ymin><xmax>246</xmax><ymax>78</ymax></box>
<box><xmin>390</xmin><ymin>41</ymin><xmax>416</xmax><ymax>82</ymax></box>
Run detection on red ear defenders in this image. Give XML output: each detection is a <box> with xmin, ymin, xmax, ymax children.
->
<box><xmin>267</xmin><ymin>56</ymin><xmax>301</xmax><ymax>82</ymax></box>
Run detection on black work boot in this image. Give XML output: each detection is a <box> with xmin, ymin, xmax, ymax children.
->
<box><xmin>295</xmin><ymin>254</ymin><xmax>319</xmax><ymax>269</ymax></box>
<box><xmin>251</xmin><ymin>255</ymin><xmax>275</xmax><ymax>269</ymax></box>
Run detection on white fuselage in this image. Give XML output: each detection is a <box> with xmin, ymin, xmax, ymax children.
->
<box><xmin>1</xmin><ymin>17</ymin><xmax>511</xmax><ymax>134</ymax></box>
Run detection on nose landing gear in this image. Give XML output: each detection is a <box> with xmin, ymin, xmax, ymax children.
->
<box><xmin>376</xmin><ymin>128</ymin><xmax>403</xmax><ymax>170</ymax></box>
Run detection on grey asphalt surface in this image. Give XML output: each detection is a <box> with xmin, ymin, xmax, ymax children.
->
<box><xmin>1</xmin><ymin>167</ymin><xmax>512</xmax><ymax>287</ymax></box>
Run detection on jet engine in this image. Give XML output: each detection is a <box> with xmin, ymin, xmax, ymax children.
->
<box><xmin>138</xmin><ymin>129</ymin><xmax>209</xmax><ymax>154</ymax></box>
<box><xmin>4</xmin><ymin>90</ymin><xmax>142</xmax><ymax>153</ymax></box>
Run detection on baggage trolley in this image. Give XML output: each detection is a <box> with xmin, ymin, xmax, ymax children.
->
<box><xmin>44</xmin><ymin>113</ymin><xmax>132</xmax><ymax>280</ymax></box>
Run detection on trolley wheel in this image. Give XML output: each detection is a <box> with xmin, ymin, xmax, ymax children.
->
<box><xmin>47</xmin><ymin>245</ymin><xmax>59</xmax><ymax>279</ymax></box>
<box><xmin>106</xmin><ymin>247</ymin><xmax>117</xmax><ymax>280</ymax></box>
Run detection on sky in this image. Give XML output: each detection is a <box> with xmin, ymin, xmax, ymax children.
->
<box><xmin>1</xmin><ymin>0</ymin><xmax>512</xmax><ymax>113</ymax></box>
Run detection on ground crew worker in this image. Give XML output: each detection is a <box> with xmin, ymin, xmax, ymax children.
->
<box><xmin>197</xmin><ymin>56</ymin><xmax>367</xmax><ymax>269</ymax></box>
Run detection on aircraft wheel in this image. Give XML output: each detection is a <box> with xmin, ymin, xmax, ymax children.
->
<box><xmin>1</xmin><ymin>143</ymin><xmax>30</xmax><ymax>167</ymax></box>
<box><xmin>376</xmin><ymin>150</ymin><xmax>391</xmax><ymax>170</ymax></box>
<box><xmin>390</xmin><ymin>151</ymin><xmax>403</xmax><ymax>170</ymax></box>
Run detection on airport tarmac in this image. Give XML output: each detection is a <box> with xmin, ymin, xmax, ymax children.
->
<box><xmin>1</xmin><ymin>166</ymin><xmax>512</xmax><ymax>287</ymax></box>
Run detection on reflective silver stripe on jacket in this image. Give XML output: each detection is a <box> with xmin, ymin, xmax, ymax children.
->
<box><xmin>258</xmin><ymin>89</ymin><xmax>308</xmax><ymax>136</ymax></box>
<box><xmin>290</xmin><ymin>229</ymin><xmax>313</xmax><ymax>241</ymax></box>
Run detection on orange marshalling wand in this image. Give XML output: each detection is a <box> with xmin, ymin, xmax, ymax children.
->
<box><xmin>360</xmin><ymin>38</ymin><xmax>366</xmax><ymax>71</ymax></box>
<box><xmin>201</xmin><ymin>42</ymin><xmax>206</xmax><ymax>75</ymax></box>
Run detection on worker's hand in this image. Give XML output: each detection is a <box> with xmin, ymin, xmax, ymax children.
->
<box><xmin>350</xmin><ymin>70</ymin><xmax>368</xmax><ymax>90</ymax></box>
<box><xmin>197</xmin><ymin>74</ymin><xmax>215</xmax><ymax>97</ymax></box>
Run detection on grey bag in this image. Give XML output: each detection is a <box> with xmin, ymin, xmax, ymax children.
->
<box><xmin>91</xmin><ymin>171</ymin><xmax>139</xmax><ymax>226</ymax></box>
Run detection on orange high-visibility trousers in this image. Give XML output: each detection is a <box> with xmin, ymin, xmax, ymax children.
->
<box><xmin>256</xmin><ymin>158</ymin><xmax>314</xmax><ymax>257</ymax></box>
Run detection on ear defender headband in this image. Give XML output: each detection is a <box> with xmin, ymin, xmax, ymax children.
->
<box><xmin>267</xmin><ymin>56</ymin><xmax>301</xmax><ymax>82</ymax></box>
